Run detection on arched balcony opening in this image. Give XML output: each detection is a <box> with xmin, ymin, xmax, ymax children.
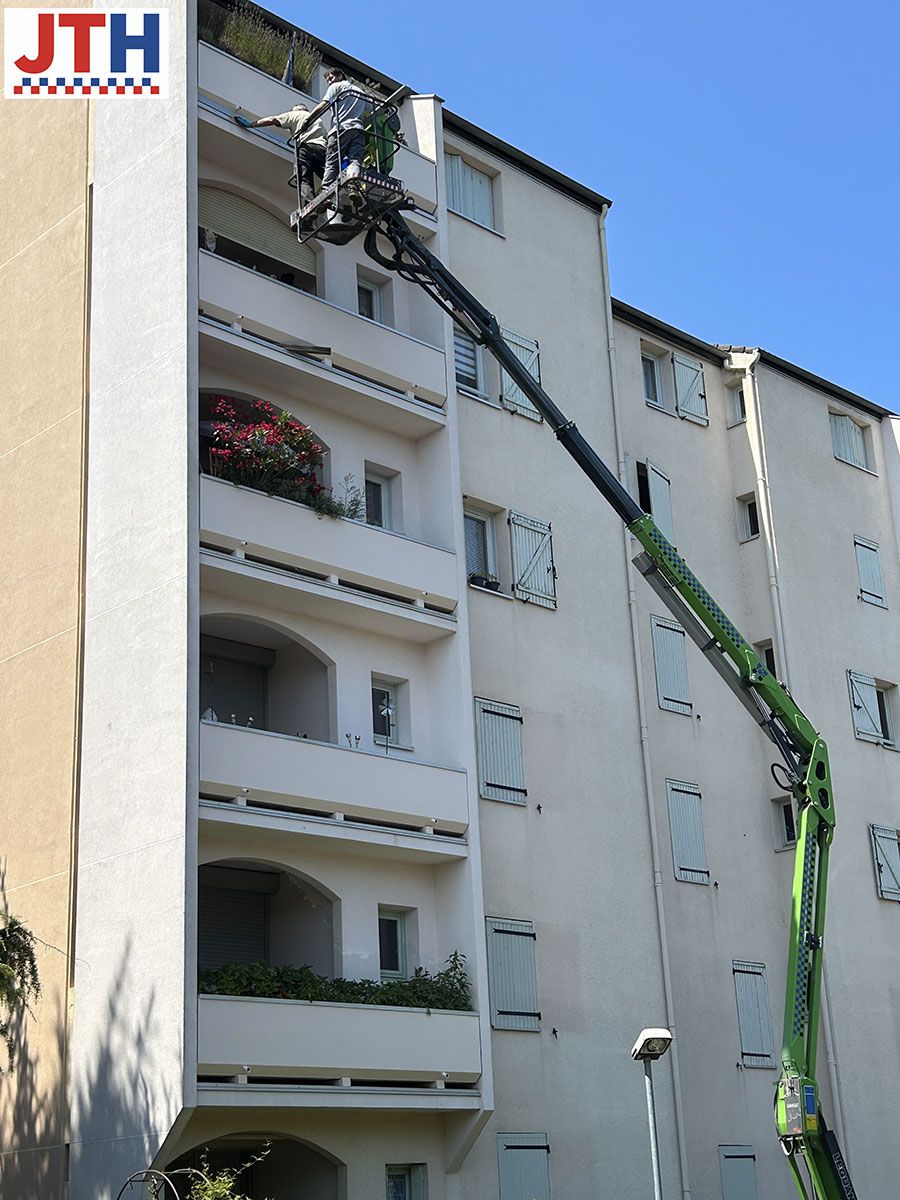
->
<box><xmin>200</xmin><ymin>613</ymin><xmax>335</xmax><ymax>743</ymax></box>
<box><xmin>198</xmin><ymin>859</ymin><xmax>340</xmax><ymax>981</ymax></box>
<box><xmin>167</xmin><ymin>1132</ymin><xmax>345</xmax><ymax>1200</ymax></box>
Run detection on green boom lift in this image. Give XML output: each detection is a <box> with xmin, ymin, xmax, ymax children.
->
<box><xmin>283</xmin><ymin>109</ymin><xmax>858</xmax><ymax>1196</ymax></box>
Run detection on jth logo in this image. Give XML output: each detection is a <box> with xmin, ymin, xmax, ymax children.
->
<box><xmin>4</xmin><ymin>9</ymin><xmax>169</xmax><ymax>97</ymax></box>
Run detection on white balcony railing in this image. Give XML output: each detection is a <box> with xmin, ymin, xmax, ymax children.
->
<box><xmin>200</xmin><ymin>721</ymin><xmax>469</xmax><ymax>833</ymax></box>
<box><xmin>198</xmin><ymin>993</ymin><xmax>482</xmax><ymax>1083</ymax></box>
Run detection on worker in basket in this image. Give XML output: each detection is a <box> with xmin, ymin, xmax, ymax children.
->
<box><xmin>249</xmin><ymin>102</ymin><xmax>327</xmax><ymax>208</ymax></box>
<box><xmin>297</xmin><ymin>66</ymin><xmax>373</xmax><ymax>197</ymax></box>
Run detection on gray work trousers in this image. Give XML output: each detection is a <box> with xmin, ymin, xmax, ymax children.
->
<box><xmin>322</xmin><ymin>128</ymin><xmax>366</xmax><ymax>187</ymax></box>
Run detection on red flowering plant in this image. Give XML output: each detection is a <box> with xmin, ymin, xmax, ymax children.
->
<box><xmin>207</xmin><ymin>396</ymin><xmax>362</xmax><ymax>518</ymax></box>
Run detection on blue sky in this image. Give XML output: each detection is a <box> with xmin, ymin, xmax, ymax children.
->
<box><xmin>281</xmin><ymin>0</ymin><xmax>898</xmax><ymax>409</ymax></box>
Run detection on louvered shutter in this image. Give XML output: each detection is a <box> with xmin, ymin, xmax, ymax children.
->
<box><xmin>732</xmin><ymin>961</ymin><xmax>775</xmax><ymax>1067</ymax></box>
<box><xmin>829</xmin><ymin>412</ymin><xmax>868</xmax><ymax>468</ymax></box>
<box><xmin>666</xmin><ymin>781</ymin><xmax>709</xmax><ymax>884</ymax></box>
<box><xmin>673</xmin><ymin>353</ymin><xmax>708</xmax><ymax>425</ymax></box>
<box><xmin>870</xmin><ymin>825</ymin><xmax>900</xmax><ymax>901</ymax></box>
<box><xmin>200</xmin><ymin>654</ymin><xmax>267</xmax><ymax>727</ymax></box>
<box><xmin>510</xmin><ymin>512</ymin><xmax>556</xmax><ymax>608</ymax></box>
<box><xmin>499</xmin><ymin>328</ymin><xmax>542</xmax><ymax>421</ymax></box>
<box><xmin>445</xmin><ymin>153</ymin><xmax>494</xmax><ymax>227</ymax></box>
<box><xmin>497</xmin><ymin>1133</ymin><xmax>551</xmax><ymax>1200</ymax></box>
<box><xmin>647</xmin><ymin>461</ymin><xmax>675</xmax><ymax>542</ymax></box>
<box><xmin>198</xmin><ymin>886</ymin><xmax>267</xmax><ymax>970</ymax></box>
<box><xmin>198</xmin><ymin>185</ymin><xmax>316</xmax><ymax>278</ymax></box>
<box><xmin>475</xmin><ymin>698</ymin><xmax>526</xmax><ymax>804</ymax></box>
<box><xmin>454</xmin><ymin>327</ymin><xmax>484</xmax><ymax>393</ymax></box>
<box><xmin>650</xmin><ymin>616</ymin><xmax>691</xmax><ymax>714</ymax></box>
<box><xmin>854</xmin><ymin>538</ymin><xmax>885</xmax><ymax>605</ymax></box>
<box><xmin>486</xmin><ymin>918</ymin><xmax>540</xmax><ymax>1030</ymax></box>
<box><xmin>847</xmin><ymin>670</ymin><xmax>883</xmax><ymax>741</ymax></box>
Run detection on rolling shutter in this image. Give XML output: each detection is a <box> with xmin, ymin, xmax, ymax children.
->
<box><xmin>198</xmin><ymin>185</ymin><xmax>316</xmax><ymax>278</ymax></box>
<box><xmin>732</xmin><ymin>961</ymin><xmax>775</xmax><ymax>1068</ymax></box>
<box><xmin>486</xmin><ymin>918</ymin><xmax>540</xmax><ymax>1031</ymax></box>
<box><xmin>499</xmin><ymin>328</ymin><xmax>542</xmax><ymax>421</ymax></box>
<box><xmin>510</xmin><ymin>512</ymin><xmax>557</xmax><ymax>608</ymax></box>
<box><xmin>870</xmin><ymin>824</ymin><xmax>900</xmax><ymax>901</ymax></box>
<box><xmin>829</xmin><ymin>412</ymin><xmax>868</xmax><ymax>468</ymax></box>
<box><xmin>198</xmin><ymin>886</ymin><xmax>267</xmax><ymax>971</ymax></box>
<box><xmin>475</xmin><ymin>698</ymin><xmax>526</xmax><ymax>804</ymax></box>
<box><xmin>647</xmin><ymin>460</ymin><xmax>675</xmax><ymax>542</ymax></box>
<box><xmin>673</xmin><ymin>353</ymin><xmax>708</xmax><ymax>425</ymax></box>
<box><xmin>666</xmin><ymin>780</ymin><xmax>709</xmax><ymax>884</ymax></box>
<box><xmin>497</xmin><ymin>1133</ymin><xmax>550</xmax><ymax>1200</ymax></box>
<box><xmin>847</xmin><ymin>670</ymin><xmax>884</xmax><ymax>742</ymax></box>
<box><xmin>200</xmin><ymin>654</ymin><xmax>267</xmax><ymax>727</ymax></box>
<box><xmin>854</xmin><ymin>537</ymin><xmax>885</xmax><ymax>605</ymax></box>
<box><xmin>650</xmin><ymin>616</ymin><xmax>691</xmax><ymax>714</ymax></box>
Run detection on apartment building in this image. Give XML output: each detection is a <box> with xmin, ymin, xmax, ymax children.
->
<box><xmin>3</xmin><ymin>3</ymin><xmax>900</xmax><ymax>1200</ymax></box>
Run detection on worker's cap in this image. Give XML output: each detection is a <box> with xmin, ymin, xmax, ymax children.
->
<box><xmin>291</xmin><ymin>102</ymin><xmax>310</xmax><ymax>112</ymax></box>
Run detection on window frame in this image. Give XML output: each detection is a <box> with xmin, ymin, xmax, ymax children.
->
<box><xmin>454</xmin><ymin>325</ymin><xmax>490</xmax><ymax>399</ymax></box>
<box><xmin>357</xmin><ymin>278</ymin><xmax>384</xmax><ymax>324</ymax></box>
<box><xmin>726</xmin><ymin>384</ymin><xmax>747</xmax><ymax>427</ymax></box>
<box><xmin>372</xmin><ymin>676</ymin><xmax>400</xmax><ymax>746</ymax></box>
<box><xmin>635</xmin><ymin>459</ymin><xmax>675</xmax><ymax>543</ymax></box>
<box><xmin>854</xmin><ymin>535</ymin><xmax>887</xmax><ymax>607</ymax></box>
<box><xmin>772</xmin><ymin>797</ymin><xmax>797</xmax><ymax>851</ymax></box>
<box><xmin>754</xmin><ymin>640</ymin><xmax>777</xmax><ymax>678</ymax></box>
<box><xmin>464</xmin><ymin>507</ymin><xmax>498</xmax><ymax>584</ymax></box>
<box><xmin>378</xmin><ymin>907</ymin><xmax>408</xmax><ymax>980</ymax></box>
<box><xmin>642</xmin><ymin>351</ymin><xmax>664</xmax><ymax>410</ymax></box>
<box><xmin>444</xmin><ymin>149</ymin><xmax>497</xmax><ymax>230</ymax></box>
<box><xmin>737</xmin><ymin>493</ymin><xmax>761</xmax><ymax>542</ymax></box>
<box><xmin>829</xmin><ymin>409</ymin><xmax>873</xmax><ymax>472</ymax></box>
<box><xmin>847</xmin><ymin>669</ymin><xmax>896</xmax><ymax>747</ymax></box>
<box><xmin>364</xmin><ymin>467</ymin><xmax>397</xmax><ymax>531</ymax></box>
<box><xmin>386</xmin><ymin>1164</ymin><xmax>427</xmax><ymax>1200</ymax></box>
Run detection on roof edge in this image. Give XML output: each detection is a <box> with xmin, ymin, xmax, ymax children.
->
<box><xmin>611</xmin><ymin>299</ymin><xmax>726</xmax><ymax>363</ymax></box>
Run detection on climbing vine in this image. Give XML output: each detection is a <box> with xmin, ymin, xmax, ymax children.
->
<box><xmin>0</xmin><ymin>913</ymin><xmax>41</xmax><ymax>1071</ymax></box>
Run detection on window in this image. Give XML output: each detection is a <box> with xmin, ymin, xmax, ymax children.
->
<box><xmin>454</xmin><ymin>326</ymin><xmax>487</xmax><ymax>396</ymax></box>
<box><xmin>727</xmin><ymin>385</ymin><xmax>747</xmax><ymax>426</ymax></box>
<box><xmin>197</xmin><ymin>864</ymin><xmax>277</xmax><ymax>971</ymax></box>
<box><xmin>737</xmin><ymin>493</ymin><xmax>760</xmax><ymax>541</ymax></box>
<box><xmin>500</xmin><ymin>327</ymin><xmax>542</xmax><ymax>421</ymax></box>
<box><xmin>642</xmin><ymin>353</ymin><xmax>663</xmax><ymax>409</ymax></box>
<box><xmin>848</xmin><ymin>670</ymin><xmax>895</xmax><ymax>746</ymax></box>
<box><xmin>365</xmin><ymin>467</ymin><xmax>397</xmax><ymax>530</ymax></box>
<box><xmin>357</xmin><ymin>279</ymin><xmax>383</xmax><ymax>323</ymax></box>
<box><xmin>475</xmin><ymin>698</ymin><xmax>526</xmax><ymax>804</ymax></box>
<box><xmin>829</xmin><ymin>411</ymin><xmax>871</xmax><ymax>470</ymax></box>
<box><xmin>445</xmin><ymin>151</ymin><xmax>495</xmax><ymax>228</ymax></box>
<box><xmin>485</xmin><ymin>918</ymin><xmax>540</xmax><ymax>1030</ymax></box>
<box><xmin>199</xmin><ymin>636</ymin><xmax>274</xmax><ymax>727</ymax></box>
<box><xmin>386</xmin><ymin>1166</ymin><xmax>427</xmax><ymax>1200</ymax></box>
<box><xmin>773</xmin><ymin>798</ymin><xmax>797</xmax><ymax>850</ymax></box>
<box><xmin>666</xmin><ymin>780</ymin><xmax>709</xmax><ymax>883</ymax></box>
<box><xmin>497</xmin><ymin>1133</ymin><xmax>550</xmax><ymax>1200</ymax></box>
<box><xmin>464</xmin><ymin>508</ymin><xmax>497</xmax><ymax>582</ymax></box>
<box><xmin>650</xmin><ymin>615</ymin><xmax>691</xmax><ymax>714</ymax></box>
<box><xmin>673</xmin><ymin>352</ymin><xmax>708</xmax><ymax>425</ymax></box>
<box><xmin>719</xmin><ymin>1146</ymin><xmax>758</xmax><ymax>1200</ymax></box>
<box><xmin>372</xmin><ymin>677</ymin><xmax>399</xmax><ymax>744</ymax></box>
<box><xmin>636</xmin><ymin>459</ymin><xmax>675</xmax><ymax>543</ymax></box>
<box><xmin>509</xmin><ymin>512</ymin><xmax>556</xmax><ymax>608</ymax></box>
<box><xmin>754</xmin><ymin>640</ymin><xmax>777</xmax><ymax>678</ymax></box>
<box><xmin>733</xmin><ymin>960</ymin><xmax>776</xmax><ymax>1068</ymax></box>
<box><xmin>854</xmin><ymin>536</ymin><xmax>886</xmax><ymax>607</ymax></box>
<box><xmin>870</xmin><ymin>824</ymin><xmax>900</xmax><ymax>901</ymax></box>
<box><xmin>198</xmin><ymin>185</ymin><xmax>316</xmax><ymax>294</ymax></box>
<box><xmin>378</xmin><ymin>908</ymin><xmax>407</xmax><ymax>979</ymax></box>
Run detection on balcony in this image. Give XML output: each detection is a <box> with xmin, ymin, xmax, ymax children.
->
<box><xmin>200</xmin><ymin>720</ymin><xmax>469</xmax><ymax>833</ymax></box>
<box><xmin>198</xmin><ymin>993</ymin><xmax>482</xmax><ymax>1084</ymax></box>
<box><xmin>200</xmin><ymin>251</ymin><xmax>446</xmax><ymax>405</ymax></box>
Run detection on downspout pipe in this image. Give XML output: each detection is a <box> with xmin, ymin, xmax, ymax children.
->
<box><xmin>599</xmin><ymin>207</ymin><xmax>692</xmax><ymax>1200</ymax></box>
<box><xmin>723</xmin><ymin>349</ymin><xmax>849</xmax><ymax>1161</ymax></box>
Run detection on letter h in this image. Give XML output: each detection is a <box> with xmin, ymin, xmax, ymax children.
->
<box><xmin>109</xmin><ymin>12</ymin><xmax>160</xmax><ymax>73</ymax></box>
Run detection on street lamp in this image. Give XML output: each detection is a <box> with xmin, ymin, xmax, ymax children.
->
<box><xmin>631</xmin><ymin>1027</ymin><xmax>673</xmax><ymax>1200</ymax></box>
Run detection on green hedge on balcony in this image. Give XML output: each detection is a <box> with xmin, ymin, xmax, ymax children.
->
<box><xmin>199</xmin><ymin>952</ymin><xmax>472</xmax><ymax>1011</ymax></box>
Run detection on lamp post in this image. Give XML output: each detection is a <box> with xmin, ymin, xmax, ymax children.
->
<box><xmin>631</xmin><ymin>1027</ymin><xmax>673</xmax><ymax>1200</ymax></box>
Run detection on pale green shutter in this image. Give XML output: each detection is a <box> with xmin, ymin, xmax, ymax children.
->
<box><xmin>847</xmin><ymin>671</ymin><xmax>885</xmax><ymax>742</ymax></box>
<box><xmin>732</xmin><ymin>961</ymin><xmax>775</xmax><ymax>1068</ymax></box>
<box><xmin>497</xmin><ymin>1133</ymin><xmax>550</xmax><ymax>1200</ymax></box>
<box><xmin>475</xmin><ymin>698</ymin><xmax>526</xmax><ymax>804</ymax></box>
<box><xmin>829</xmin><ymin>412</ymin><xmax>868</xmax><ymax>468</ymax></box>
<box><xmin>445</xmin><ymin>152</ymin><xmax>494</xmax><ymax>226</ymax></box>
<box><xmin>650</xmin><ymin>616</ymin><xmax>691</xmax><ymax>714</ymax></box>
<box><xmin>719</xmin><ymin>1147</ymin><xmax>758</xmax><ymax>1200</ymax></box>
<box><xmin>647</xmin><ymin>460</ymin><xmax>674</xmax><ymax>542</ymax></box>
<box><xmin>510</xmin><ymin>512</ymin><xmax>556</xmax><ymax>608</ymax></box>
<box><xmin>673</xmin><ymin>353</ymin><xmax>708</xmax><ymax>425</ymax></box>
<box><xmin>486</xmin><ymin>918</ymin><xmax>540</xmax><ymax>1031</ymax></box>
<box><xmin>666</xmin><ymin>780</ymin><xmax>709</xmax><ymax>884</ymax></box>
<box><xmin>198</xmin><ymin>185</ymin><xmax>316</xmax><ymax>278</ymax></box>
<box><xmin>499</xmin><ymin>328</ymin><xmax>542</xmax><ymax>421</ymax></box>
<box><xmin>854</xmin><ymin>537</ymin><xmax>885</xmax><ymax>605</ymax></box>
<box><xmin>870</xmin><ymin>824</ymin><xmax>900</xmax><ymax>901</ymax></box>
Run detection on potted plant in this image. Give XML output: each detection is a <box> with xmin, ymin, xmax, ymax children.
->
<box><xmin>468</xmin><ymin>571</ymin><xmax>501</xmax><ymax>592</ymax></box>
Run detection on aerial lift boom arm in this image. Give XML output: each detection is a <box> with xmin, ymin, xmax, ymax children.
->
<box><xmin>362</xmin><ymin>211</ymin><xmax>857</xmax><ymax>1200</ymax></box>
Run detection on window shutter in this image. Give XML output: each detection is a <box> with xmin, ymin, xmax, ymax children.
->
<box><xmin>499</xmin><ymin>328</ymin><xmax>542</xmax><ymax>421</ymax></box>
<box><xmin>200</xmin><ymin>654</ymin><xmax>267</xmax><ymax>727</ymax></box>
<box><xmin>854</xmin><ymin>537</ymin><xmax>886</xmax><ymax>606</ymax></box>
<box><xmin>666</xmin><ymin>780</ymin><xmax>709</xmax><ymax>884</ymax></box>
<box><xmin>198</xmin><ymin>185</ymin><xmax>316</xmax><ymax>278</ymax></box>
<box><xmin>847</xmin><ymin>670</ymin><xmax>882</xmax><ymax>741</ymax></box>
<box><xmin>650</xmin><ymin>616</ymin><xmax>691</xmax><ymax>714</ymax></box>
<box><xmin>719</xmin><ymin>1147</ymin><xmax>758</xmax><ymax>1200</ymax></box>
<box><xmin>486</xmin><ymin>918</ymin><xmax>540</xmax><ymax>1030</ymax></box>
<box><xmin>497</xmin><ymin>1133</ymin><xmax>551</xmax><ymax>1200</ymax></box>
<box><xmin>647</xmin><ymin>461</ymin><xmax>675</xmax><ymax>542</ymax></box>
<box><xmin>475</xmin><ymin>698</ymin><xmax>526</xmax><ymax>804</ymax></box>
<box><xmin>444</xmin><ymin>152</ymin><xmax>494</xmax><ymax>227</ymax></box>
<box><xmin>198</xmin><ymin>886</ymin><xmax>267</xmax><ymax>970</ymax></box>
<box><xmin>509</xmin><ymin>512</ymin><xmax>557</xmax><ymax>608</ymax></box>
<box><xmin>870</xmin><ymin>824</ymin><xmax>900</xmax><ymax>901</ymax></box>
<box><xmin>829</xmin><ymin>412</ymin><xmax>868</xmax><ymax>468</ymax></box>
<box><xmin>454</xmin><ymin>327</ymin><xmax>484</xmax><ymax>393</ymax></box>
<box><xmin>732</xmin><ymin>961</ymin><xmax>775</xmax><ymax>1068</ymax></box>
<box><xmin>673</xmin><ymin>353</ymin><xmax>708</xmax><ymax>425</ymax></box>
